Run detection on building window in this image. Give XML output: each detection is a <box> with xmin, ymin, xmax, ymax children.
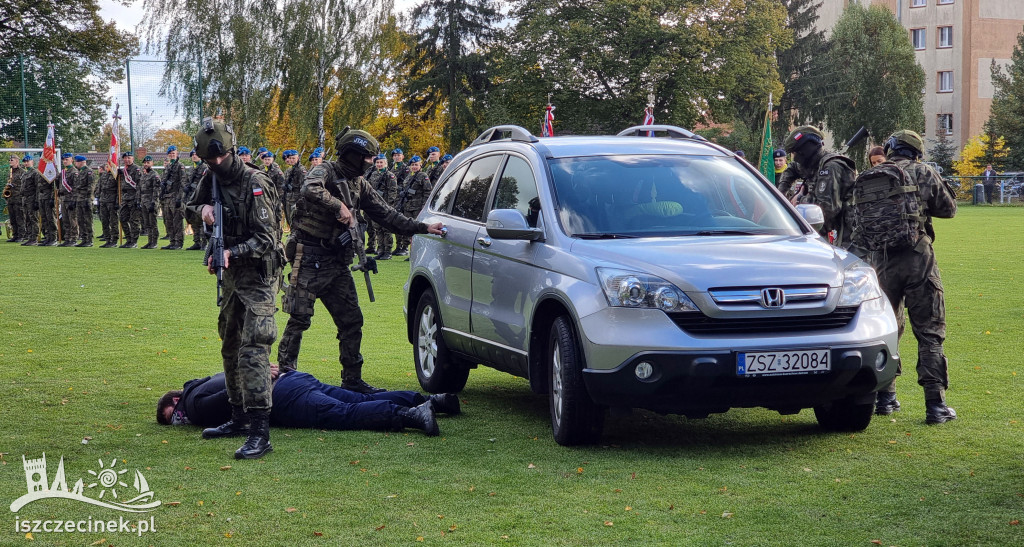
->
<box><xmin>938</xmin><ymin>26</ymin><xmax>953</xmax><ymax>48</ymax></box>
<box><xmin>938</xmin><ymin>71</ymin><xmax>953</xmax><ymax>92</ymax></box>
<box><xmin>937</xmin><ymin>114</ymin><xmax>953</xmax><ymax>135</ymax></box>
<box><xmin>912</xmin><ymin>28</ymin><xmax>926</xmax><ymax>50</ymax></box>
<box><xmin>938</xmin><ymin>0</ymin><xmax>953</xmax><ymax>4</ymax></box>
<box><xmin>911</xmin><ymin>0</ymin><xmax>926</xmax><ymax>7</ymax></box>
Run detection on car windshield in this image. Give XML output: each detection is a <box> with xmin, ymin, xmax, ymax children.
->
<box><xmin>549</xmin><ymin>154</ymin><xmax>805</xmax><ymax>238</ymax></box>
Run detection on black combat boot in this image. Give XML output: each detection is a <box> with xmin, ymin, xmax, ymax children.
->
<box><xmin>59</xmin><ymin>240</ymin><xmax>76</xmax><ymax>247</ymax></box>
<box><xmin>925</xmin><ymin>401</ymin><xmax>957</xmax><ymax>425</ymax></box>
<box><xmin>341</xmin><ymin>365</ymin><xmax>385</xmax><ymax>394</ymax></box>
<box><xmin>120</xmin><ymin>241</ymin><xmax>138</xmax><ymax>248</ymax></box>
<box><xmin>235</xmin><ymin>411</ymin><xmax>272</xmax><ymax>459</ymax></box>
<box><xmin>429</xmin><ymin>393</ymin><xmax>462</xmax><ymax>415</ymax></box>
<box><xmin>20</xmin><ymin>239</ymin><xmax>36</xmax><ymax>246</ymax></box>
<box><xmin>41</xmin><ymin>239</ymin><xmax>58</xmax><ymax>246</ymax></box>
<box><xmin>202</xmin><ymin>406</ymin><xmax>249</xmax><ymax>439</ymax></box>
<box><xmin>185</xmin><ymin>242</ymin><xmax>203</xmax><ymax>251</ymax></box>
<box><xmin>398</xmin><ymin>402</ymin><xmax>440</xmax><ymax>436</ymax></box>
<box><xmin>875</xmin><ymin>391</ymin><xmax>900</xmax><ymax>416</ymax></box>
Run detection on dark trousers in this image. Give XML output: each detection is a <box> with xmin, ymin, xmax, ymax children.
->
<box><xmin>272</xmin><ymin>372</ymin><xmax>425</xmax><ymax>430</ymax></box>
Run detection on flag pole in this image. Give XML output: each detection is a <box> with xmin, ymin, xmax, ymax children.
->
<box><xmin>113</xmin><ymin>104</ymin><xmax>124</xmax><ymax>247</ymax></box>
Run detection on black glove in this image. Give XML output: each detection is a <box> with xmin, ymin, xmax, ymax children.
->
<box><xmin>148</xmin><ymin>203</ymin><xmax>156</xmax><ymax>214</ymax></box>
<box><xmin>175</xmin><ymin>200</ymin><xmax>182</xmax><ymax>208</ymax></box>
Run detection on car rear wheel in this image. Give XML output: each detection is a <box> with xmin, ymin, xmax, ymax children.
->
<box><xmin>413</xmin><ymin>289</ymin><xmax>469</xmax><ymax>393</ymax></box>
<box><xmin>548</xmin><ymin>316</ymin><xmax>604</xmax><ymax>446</ymax></box>
<box><xmin>813</xmin><ymin>398</ymin><xmax>874</xmax><ymax>432</ymax></box>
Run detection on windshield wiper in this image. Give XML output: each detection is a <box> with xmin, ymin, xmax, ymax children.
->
<box><xmin>575</xmin><ymin>233</ymin><xmax>639</xmax><ymax>239</ymax></box>
<box><xmin>693</xmin><ymin>230</ymin><xmax>757</xmax><ymax>236</ymax></box>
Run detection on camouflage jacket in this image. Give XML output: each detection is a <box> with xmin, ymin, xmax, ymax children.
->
<box><xmin>161</xmin><ymin>159</ymin><xmax>186</xmax><ymax>201</ymax></box>
<box><xmin>367</xmin><ymin>168</ymin><xmax>398</xmax><ymax>206</ymax></box>
<box><xmin>891</xmin><ymin>157</ymin><xmax>957</xmax><ymax>240</ymax></box>
<box><xmin>97</xmin><ymin>170</ymin><xmax>118</xmax><ymax>202</ymax></box>
<box><xmin>390</xmin><ymin>161</ymin><xmax>409</xmax><ymax>187</ymax></box>
<box><xmin>26</xmin><ymin>168</ymin><xmax>47</xmax><ymax>204</ymax></box>
<box><xmin>57</xmin><ymin>166</ymin><xmax>75</xmax><ymax>200</ymax></box>
<box><xmin>73</xmin><ymin>165</ymin><xmax>95</xmax><ymax>201</ymax></box>
<box><xmin>185</xmin><ymin>163</ymin><xmax>208</xmax><ymax>203</ymax></box>
<box><xmin>781</xmin><ymin>150</ymin><xmax>857</xmax><ymax>246</ymax></box>
<box><xmin>401</xmin><ymin>170</ymin><xmax>432</xmax><ymax>214</ymax></box>
<box><xmin>118</xmin><ymin>163</ymin><xmax>143</xmax><ymax>204</ymax></box>
<box><xmin>139</xmin><ymin>168</ymin><xmax>161</xmax><ymax>209</ymax></box>
<box><xmin>283</xmin><ymin>164</ymin><xmax>306</xmax><ymax>195</ymax></box>
<box><xmin>6</xmin><ymin>166</ymin><xmax>23</xmax><ymax>198</ymax></box>
<box><xmin>186</xmin><ymin>158</ymin><xmax>280</xmax><ymax>258</ymax></box>
<box><xmin>264</xmin><ymin>162</ymin><xmax>286</xmax><ymax>199</ymax></box>
<box><xmin>291</xmin><ymin>160</ymin><xmax>427</xmax><ymax>242</ymax></box>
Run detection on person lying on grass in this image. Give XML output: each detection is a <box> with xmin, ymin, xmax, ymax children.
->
<box><xmin>157</xmin><ymin>364</ymin><xmax>460</xmax><ymax>437</ymax></box>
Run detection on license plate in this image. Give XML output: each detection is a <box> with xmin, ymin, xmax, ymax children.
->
<box><xmin>737</xmin><ymin>349</ymin><xmax>830</xmax><ymax>377</ymax></box>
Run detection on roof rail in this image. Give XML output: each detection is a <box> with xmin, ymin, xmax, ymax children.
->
<box><xmin>617</xmin><ymin>125</ymin><xmax>708</xmax><ymax>142</ymax></box>
<box><xmin>471</xmin><ymin>125</ymin><xmax>539</xmax><ymax>147</ymax></box>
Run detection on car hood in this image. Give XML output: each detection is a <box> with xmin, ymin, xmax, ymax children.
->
<box><xmin>569</xmin><ymin>235</ymin><xmax>847</xmax><ymax>292</ymax></box>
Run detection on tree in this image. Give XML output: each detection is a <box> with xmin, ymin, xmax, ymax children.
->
<box><xmin>805</xmin><ymin>4</ymin><xmax>925</xmax><ymax>164</ymax></box>
<box><xmin>986</xmin><ymin>30</ymin><xmax>1024</xmax><ymax>171</ymax></box>
<box><xmin>131</xmin><ymin>111</ymin><xmax>158</xmax><ymax>151</ymax></box>
<box><xmin>402</xmin><ymin>0</ymin><xmax>500</xmax><ymax>151</ymax></box>
<box><xmin>91</xmin><ymin>120</ymin><xmax>132</xmax><ymax>152</ymax></box>
<box><xmin>774</xmin><ymin>0</ymin><xmax>826</xmax><ymax>138</ymax></box>
<box><xmin>147</xmin><ymin>128</ymin><xmax>194</xmax><ymax>156</ymax></box>
<box><xmin>952</xmin><ymin>133</ymin><xmax>1008</xmax><ymax>176</ymax></box>
<box><xmin>927</xmin><ymin>132</ymin><xmax>956</xmax><ymax>176</ymax></box>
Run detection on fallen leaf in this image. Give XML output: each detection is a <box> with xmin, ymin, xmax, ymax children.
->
<box><xmin>313</xmin><ymin>531</ymin><xmax>323</xmax><ymax>537</ymax></box>
<box><xmin>198</xmin><ymin>500</ymin><xmax>204</xmax><ymax>506</ymax></box>
<box><xmin>604</xmin><ymin>521</ymin><xmax>614</xmax><ymax>527</ymax></box>
<box><xmin>416</xmin><ymin>537</ymin><xmax>424</xmax><ymax>542</ymax></box>
<box><xmin>577</xmin><ymin>467</ymin><xmax>584</xmax><ymax>474</ymax></box>
<box><xmin>236</xmin><ymin>492</ymin><xmax>241</xmax><ymax>496</ymax></box>
<box><xmin>501</xmin><ymin>535</ymin><xmax>509</xmax><ymax>539</ymax></box>
<box><xmin>162</xmin><ymin>440</ymin><xmax>168</xmax><ymax>444</ymax></box>
<box><xmin>449</xmin><ymin>524</ymin><xmax>457</xmax><ymax>531</ymax></box>
<box><xmin>625</xmin><ymin>506</ymin><xmax>632</xmax><ymax>511</ymax></box>
<box><xmin>1011</xmin><ymin>520</ymin><xmax>1020</xmax><ymax>526</ymax></box>
<box><xmin>166</xmin><ymin>501</ymin><xmax>181</xmax><ymax>506</ymax></box>
<box><xmin>90</xmin><ymin>539</ymin><xmax>107</xmax><ymax>545</ymax></box>
<box><xmin>722</xmin><ymin>512</ymin><xmax>734</xmax><ymax>518</ymax></box>
<box><xmin>386</xmin><ymin>494</ymin><xmax>398</xmax><ymax>499</ymax></box>
<box><xmin>24</xmin><ymin>532</ymin><xmax>33</xmax><ymax>540</ymax></box>
<box><xmin>286</xmin><ymin>508</ymin><xmax>298</xmax><ymax>513</ymax></box>
<box><xmin>871</xmin><ymin>541</ymin><xmax>882</xmax><ymax>545</ymax></box>
<box><xmin>614</xmin><ymin>489</ymin><xmax>622</xmax><ymax>493</ymax></box>
<box><xmin>407</xmin><ymin>442</ymin><xmax>415</xmax><ymax>446</ymax></box>
<box><xmin>225</xmin><ymin>532</ymin><xmax>233</xmax><ymax>538</ymax></box>
<box><xmin>375</xmin><ymin>525</ymin><xmax>385</xmax><ymax>531</ymax></box>
<box><xmin>349</xmin><ymin>460</ymin><xmax>360</xmax><ymax>465</ymax></box>
<box><xmin>668</xmin><ymin>504</ymin><xmax>674</xmax><ymax>510</ymax></box>
<box><xmin>803</xmin><ymin>468</ymin><xmax>812</xmax><ymax>472</ymax></box>
<box><xmin>184</xmin><ymin>466</ymin><xmax>193</xmax><ymax>470</ymax></box>
<box><xmin>220</xmin><ymin>465</ymin><xmax>231</xmax><ymax>471</ymax></box>
<box><xmin>527</xmin><ymin>463</ymin><xmax>536</xmax><ymax>469</ymax></box>
<box><xmin>488</xmin><ymin>492</ymin><xmax>496</xmax><ymax>496</ymax></box>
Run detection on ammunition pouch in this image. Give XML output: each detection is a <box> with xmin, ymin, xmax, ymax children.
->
<box><xmin>281</xmin><ymin>282</ymin><xmax>315</xmax><ymax>316</ymax></box>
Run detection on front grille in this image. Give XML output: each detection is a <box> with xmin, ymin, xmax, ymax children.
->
<box><xmin>668</xmin><ymin>307</ymin><xmax>859</xmax><ymax>335</ymax></box>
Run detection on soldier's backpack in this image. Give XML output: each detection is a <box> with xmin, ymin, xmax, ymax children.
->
<box><xmin>849</xmin><ymin>161</ymin><xmax>924</xmax><ymax>252</ymax></box>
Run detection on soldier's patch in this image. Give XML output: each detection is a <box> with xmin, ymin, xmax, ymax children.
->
<box><xmin>819</xmin><ymin>169</ymin><xmax>829</xmax><ymax>176</ymax></box>
<box><xmin>253</xmin><ymin>187</ymin><xmax>264</xmax><ymax>196</ymax></box>
<box><xmin>259</xmin><ymin>207</ymin><xmax>269</xmax><ymax>220</ymax></box>
<box><xmin>818</xmin><ymin>181</ymin><xmax>827</xmax><ymax>194</ymax></box>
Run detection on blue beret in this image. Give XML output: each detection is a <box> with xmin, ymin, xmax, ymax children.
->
<box><xmin>441</xmin><ymin>154</ymin><xmax>453</xmax><ymax>162</ymax></box>
<box><xmin>121</xmin><ymin>151</ymin><xmax>133</xmax><ymax>158</ymax></box>
<box><xmin>74</xmin><ymin>155</ymin><xmax>87</xmax><ymax>162</ymax></box>
<box><xmin>392</xmin><ymin>148</ymin><xmax>403</xmax><ymax>155</ymax></box>
<box><xmin>309</xmin><ymin>147</ymin><xmax>323</xmax><ymax>160</ymax></box>
<box><xmin>773</xmin><ymin>149</ymin><xmax>786</xmax><ymax>158</ymax></box>
<box><xmin>427</xmin><ymin>146</ymin><xmax>439</xmax><ymax>153</ymax></box>
<box><xmin>190</xmin><ymin>148</ymin><xmax>198</xmax><ymax>156</ymax></box>
<box><xmin>375</xmin><ymin>154</ymin><xmax>386</xmax><ymax>161</ymax></box>
<box><xmin>61</xmin><ymin>153</ymin><xmax>73</xmax><ymax>159</ymax></box>
<box><xmin>143</xmin><ymin>155</ymin><xmax>153</xmax><ymax>162</ymax></box>
<box><xmin>257</xmin><ymin>146</ymin><xmax>268</xmax><ymax>154</ymax></box>
<box><xmin>264</xmin><ymin>151</ymin><xmax>274</xmax><ymax>158</ymax></box>
<box><xmin>166</xmin><ymin>145</ymin><xmax>177</xmax><ymax>153</ymax></box>
<box><xmin>410</xmin><ymin>155</ymin><xmax>422</xmax><ymax>163</ymax></box>
<box><xmin>282</xmin><ymin>149</ymin><xmax>297</xmax><ymax>158</ymax></box>
<box><xmin>22</xmin><ymin>154</ymin><xmax>32</xmax><ymax>161</ymax></box>
<box><xmin>238</xmin><ymin>146</ymin><xmax>251</xmax><ymax>155</ymax></box>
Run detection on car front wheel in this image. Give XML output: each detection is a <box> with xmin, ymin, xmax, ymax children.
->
<box><xmin>813</xmin><ymin>398</ymin><xmax>874</xmax><ymax>432</ymax></box>
<box><xmin>548</xmin><ymin>316</ymin><xmax>604</xmax><ymax>446</ymax></box>
<box><xmin>413</xmin><ymin>289</ymin><xmax>469</xmax><ymax>393</ymax></box>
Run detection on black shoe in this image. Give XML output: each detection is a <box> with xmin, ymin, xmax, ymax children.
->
<box><xmin>59</xmin><ymin>241</ymin><xmax>75</xmax><ymax>247</ymax></box>
<box><xmin>160</xmin><ymin>244</ymin><xmax>174</xmax><ymax>249</ymax></box>
<box><xmin>399</xmin><ymin>402</ymin><xmax>440</xmax><ymax>436</ymax></box>
<box><xmin>341</xmin><ymin>378</ymin><xmax>386</xmax><ymax>394</ymax></box>
<box><xmin>202</xmin><ymin>420</ymin><xmax>250</xmax><ymax>439</ymax></box>
<box><xmin>101</xmin><ymin>241</ymin><xmax>118</xmax><ymax>248</ymax></box>
<box><xmin>167</xmin><ymin>245</ymin><xmax>182</xmax><ymax>250</ymax></box>
<box><xmin>185</xmin><ymin>243</ymin><xmax>203</xmax><ymax>251</ymax></box>
<box><xmin>41</xmin><ymin>239</ymin><xmax>58</xmax><ymax>247</ymax></box>
<box><xmin>926</xmin><ymin>403</ymin><xmax>957</xmax><ymax>425</ymax></box>
<box><xmin>376</xmin><ymin>253</ymin><xmax>392</xmax><ymax>260</ymax></box>
<box><xmin>21</xmin><ymin>240</ymin><xmax>37</xmax><ymax>246</ymax></box>
<box><xmin>235</xmin><ymin>413</ymin><xmax>272</xmax><ymax>459</ymax></box>
<box><xmin>120</xmin><ymin>242</ymin><xmax>138</xmax><ymax>248</ymax></box>
<box><xmin>393</xmin><ymin>249</ymin><xmax>409</xmax><ymax>256</ymax></box>
<box><xmin>142</xmin><ymin>242</ymin><xmax>157</xmax><ymax>249</ymax></box>
<box><xmin>10</xmin><ymin>238</ymin><xmax>26</xmax><ymax>243</ymax></box>
<box><xmin>160</xmin><ymin>235</ymin><xmax>170</xmax><ymax>240</ymax></box>
<box><xmin>429</xmin><ymin>393</ymin><xmax>461</xmax><ymax>415</ymax></box>
<box><xmin>6</xmin><ymin>238</ymin><xmax>16</xmax><ymax>243</ymax></box>
<box><xmin>875</xmin><ymin>392</ymin><xmax>900</xmax><ymax>416</ymax></box>
<box><xmin>75</xmin><ymin>241</ymin><xmax>93</xmax><ymax>247</ymax></box>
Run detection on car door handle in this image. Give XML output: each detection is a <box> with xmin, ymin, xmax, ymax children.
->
<box><xmin>477</xmin><ymin>236</ymin><xmax>491</xmax><ymax>247</ymax></box>
<box><xmin>440</xmin><ymin>226</ymin><xmax>448</xmax><ymax>238</ymax></box>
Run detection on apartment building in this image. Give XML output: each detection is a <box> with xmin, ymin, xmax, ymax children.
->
<box><xmin>815</xmin><ymin>0</ymin><xmax>1024</xmax><ymax>154</ymax></box>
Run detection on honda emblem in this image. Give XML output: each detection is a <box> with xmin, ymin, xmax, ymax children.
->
<box><xmin>761</xmin><ymin>288</ymin><xmax>785</xmax><ymax>308</ymax></box>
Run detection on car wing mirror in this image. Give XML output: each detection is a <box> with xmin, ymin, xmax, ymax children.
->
<box><xmin>795</xmin><ymin>204</ymin><xmax>825</xmax><ymax>232</ymax></box>
<box><xmin>486</xmin><ymin>209</ymin><xmax>544</xmax><ymax>241</ymax></box>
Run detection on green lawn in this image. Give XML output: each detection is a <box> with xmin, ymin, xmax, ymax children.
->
<box><xmin>1</xmin><ymin>206</ymin><xmax>1023</xmax><ymax>545</ymax></box>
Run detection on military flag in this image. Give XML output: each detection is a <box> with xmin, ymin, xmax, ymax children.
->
<box><xmin>39</xmin><ymin>122</ymin><xmax>57</xmax><ymax>182</ymax></box>
<box><xmin>542</xmin><ymin>103</ymin><xmax>555</xmax><ymax>137</ymax></box>
<box><xmin>643</xmin><ymin>106</ymin><xmax>654</xmax><ymax>126</ymax></box>
<box><xmin>757</xmin><ymin>94</ymin><xmax>775</xmax><ymax>185</ymax></box>
<box><xmin>108</xmin><ymin>104</ymin><xmax>121</xmax><ymax>172</ymax></box>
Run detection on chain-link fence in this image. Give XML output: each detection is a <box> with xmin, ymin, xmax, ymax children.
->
<box><xmin>947</xmin><ymin>175</ymin><xmax>1024</xmax><ymax>204</ymax></box>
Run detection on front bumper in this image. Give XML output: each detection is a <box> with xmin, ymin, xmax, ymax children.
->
<box><xmin>582</xmin><ymin>343</ymin><xmax>898</xmax><ymax>416</ymax></box>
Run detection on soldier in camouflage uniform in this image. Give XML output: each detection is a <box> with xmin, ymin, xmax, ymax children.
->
<box><xmin>160</xmin><ymin>145</ymin><xmax>187</xmax><ymax>249</ymax></box>
<box><xmin>429</xmin><ymin>153</ymin><xmax>452</xmax><ymax>187</ymax></box>
<box><xmin>866</xmin><ymin>130</ymin><xmax>959</xmax><ymax>425</ymax></box>
<box><xmin>117</xmin><ymin>152</ymin><xmax>144</xmax><ymax>248</ymax></box>
<box><xmin>57</xmin><ymin>154</ymin><xmax>78</xmax><ymax>246</ymax></box>
<box><xmin>390</xmin><ymin>148</ymin><xmax>409</xmax><ymax>187</ymax></box>
<box><xmin>281</xmin><ymin>149</ymin><xmax>304</xmax><ymax>228</ymax></box>
<box><xmin>423</xmin><ymin>146</ymin><xmax>441</xmax><ymax>179</ymax></box>
<box><xmin>187</xmin><ymin>117</ymin><xmax>283</xmax><ymax>459</ymax></box>
<box><xmin>97</xmin><ymin>163</ymin><xmax>120</xmax><ymax>247</ymax></box>
<box><xmin>778</xmin><ymin>126</ymin><xmax>857</xmax><ymax>248</ymax></box>
<box><xmin>277</xmin><ymin>128</ymin><xmax>444</xmax><ymax>393</ymax></box>
<box><xmin>139</xmin><ymin>156</ymin><xmax>162</xmax><ymax>249</ymax></box>
<box><xmin>393</xmin><ymin>155</ymin><xmax>433</xmax><ymax>258</ymax></box>
<box><xmin>308</xmin><ymin>147</ymin><xmax>323</xmax><ymax>168</ymax></box>
<box><xmin>184</xmin><ymin>149</ymin><xmax>209</xmax><ymax>250</ymax></box>
<box><xmin>6</xmin><ymin>155</ymin><xmax>23</xmax><ymax>242</ymax></box>
<box><xmin>24</xmin><ymin>156</ymin><xmax>53</xmax><ymax>246</ymax></box>
<box><xmin>365</xmin><ymin>154</ymin><xmax>398</xmax><ymax>260</ymax></box>
<box><xmin>72</xmin><ymin>156</ymin><xmax>96</xmax><ymax>247</ymax></box>
<box><xmin>259</xmin><ymin>149</ymin><xmax>286</xmax><ymax>229</ymax></box>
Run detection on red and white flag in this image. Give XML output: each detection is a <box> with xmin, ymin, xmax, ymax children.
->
<box><xmin>541</xmin><ymin>104</ymin><xmax>555</xmax><ymax>137</ymax></box>
<box><xmin>643</xmin><ymin>106</ymin><xmax>654</xmax><ymax>126</ymax></box>
<box><xmin>108</xmin><ymin>113</ymin><xmax>120</xmax><ymax>172</ymax></box>
<box><xmin>39</xmin><ymin>123</ymin><xmax>57</xmax><ymax>182</ymax></box>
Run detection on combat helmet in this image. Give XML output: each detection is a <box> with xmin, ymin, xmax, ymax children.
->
<box><xmin>193</xmin><ymin>117</ymin><xmax>237</xmax><ymax>160</ymax></box>
<box><xmin>783</xmin><ymin>125</ymin><xmax>824</xmax><ymax>154</ymax></box>
<box><xmin>334</xmin><ymin>127</ymin><xmax>380</xmax><ymax>159</ymax></box>
<box><xmin>884</xmin><ymin>130</ymin><xmax>924</xmax><ymax>159</ymax></box>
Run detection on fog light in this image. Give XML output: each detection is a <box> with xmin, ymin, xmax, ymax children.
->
<box><xmin>874</xmin><ymin>350</ymin><xmax>887</xmax><ymax>371</ymax></box>
<box><xmin>635</xmin><ymin>361</ymin><xmax>653</xmax><ymax>380</ymax></box>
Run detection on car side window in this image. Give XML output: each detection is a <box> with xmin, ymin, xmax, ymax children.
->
<box><xmin>429</xmin><ymin>164</ymin><xmax>467</xmax><ymax>213</ymax></box>
<box><xmin>451</xmin><ymin>155</ymin><xmax>502</xmax><ymax>222</ymax></box>
<box><xmin>491</xmin><ymin>156</ymin><xmax>541</xmax><ymax>227</ymax></box>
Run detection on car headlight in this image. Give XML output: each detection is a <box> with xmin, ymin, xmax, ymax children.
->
<box><xmin>597</xmin><ymin>268</ymin><xmax>699</xmax><ymax>312</ymax></box>
<box><xmin>837</xmin><ymin>261</ymin><xmax>883</xmax><ymax>307</ymax></box>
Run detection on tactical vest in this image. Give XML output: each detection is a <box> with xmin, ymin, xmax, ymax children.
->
<box><xmin>849</xmin><ymin>161</ymin><xmax>923</xmax><ymax>252</ymax></box>
<box><xmin>218</xmin><ymin>166</ymin><xmax>277</xmax><ymax>244</ymax></box>
<box><xmin>291</xmin><ymin>163</ymin><xmax>355</xmax><ymax>241</ymax></box>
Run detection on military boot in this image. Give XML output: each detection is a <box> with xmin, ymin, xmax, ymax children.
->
<box><xmin>185</xmin><ymin>242</ymin><xmax>203</xmax><ymax>251</ymax></box>
<box><xmin>202</xmin><ymin>406</ymin><xmax>249</xmax><ymax>439</ymax></box>
<box><xmin>397</xmin><ymin>402</ymin><xmax>440</xmax><ymax>436</ymax></box>
<box><xmin>925</xmin><ymin>401</ymin><xmax>957</xmax><ymax>425</ymax></box>
<box><xmin>341</xmin><ymin>366</ymin><xmax>385</xmax><ymax>394</ymax></box>
<box><xmin>875</xmin><ymin>391</ymin><xmax>900</xmax><ymax>416</ymax></box>
<box><xmin>235</xmin><ymin>411</ymin><xmax>272</xmax><ymax>459</ymax></box>
<box><xmin>429</xmin><ymin>393</ymin><xmax>462</xmax><ymax>415</ymax></box>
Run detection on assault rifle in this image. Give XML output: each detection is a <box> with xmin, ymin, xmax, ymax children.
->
<box><xmin>841</xmin><ymin>126</ymin><xmax>870</xmax><ymax>154</ymax></box>
<box><xmin>349</xmin><ymin>215</ymin><xmax>377</xmax><ymax>302</ymax></box>
<box><xmin>204</xmin><ymin>173</ymin><xmax>226</xmax><ymax>306</ymax></box>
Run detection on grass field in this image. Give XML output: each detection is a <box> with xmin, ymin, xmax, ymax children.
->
<box><xmin>1</xmin><ymin>205</ymin><xmax>1023</xmax><ymax>546</ymax></box>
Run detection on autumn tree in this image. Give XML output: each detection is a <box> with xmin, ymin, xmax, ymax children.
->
<box><xmin>953</xmin><ymin>133</ymin><xmax>1008</xmax><ymax>176</ymax></box>
<box><xmin>986</xmin><ymin>30</ymin><xmax>1024</xmax><ymax>170</ymax></box>
<box><xmin>147</xmin><ymin>128</ymin><xmax>194</xmax><ymax>157</ymax></box>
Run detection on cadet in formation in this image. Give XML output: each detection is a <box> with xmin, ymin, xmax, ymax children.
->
<box><xmin>281</xmin><ymin>149</ymin><xmax>304</xmax><ymax>228</ymax></box>
<box><xmin>161</xmin><ymin>145</ymin><xmax>187</xmax><ymax>249</ymax></box>
<box><xmin>118</xmin><ymin>151</ymin><xmax>144</xmax><ymax>248</ymax></box>
<box><xmin>258</xmin><ymin>148</ymin><xmax>286</xmax><ymax>227</ymax></box>
<box><xmin>778</xmin><ymin>126</ymin><xmax>857</xmax><ymax>247</ymax></box>
<box><xmin>365</xmin><ymin>153</ymin><xmax>398</xmax><ymax>260</ymax></box>
<box><xmin>26</xmin><ymin>155</ymin><xmax>54</xmax><ymax>246</ymax></box>
<box><xmin>5</xmin><ymin>155</ymin><xmax>23</xmax><ymax>242</ymax></box>
<box><xmin>97</xmin><ymin>162</ymin><xmax>120</xmax><ymax>246</ymax></box>
<box><xmin>393</xmin><ymin>155</ymin><xmax>432</xmax><ymax>257</ymax></box>
<box><xmin>276</xmin><ymin>128</ymin><xmax>444</xmax><ymax>393</ymax></box>
<box><xmin>57</xmin><ymin>154</ymin><xmax>77</xmax><ymax>246</ymax></box>
<box><xmin>72</xmin><ymin>155</ymin><xmax>95</xmax><ymax>247</ymax></box>
<box><xmin>187</xmin><ymin>116</ymin><xmax>283</xmax><ymax>459</ymax></box>
<box><xmin>184</xmin><ymin>149</ymin><xmax>209</xmax><ymax>251</ymax></box>
<box><xmin>139</xmin><ymin>156</ymin><xmax>161</xmax><ymax>249</ymax></box>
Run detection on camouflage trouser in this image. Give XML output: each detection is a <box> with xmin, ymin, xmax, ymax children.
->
<box><xmin>118</xmin><ymin>204</ymin><xmax>142</xmax><ymax>244</ymax></box>
<box><xmin>99</xmin><ymin>202</ymin><xmax>118</xmax><ymax>240</ymax></box>
<box><xmin>163</xmin><ymin>199</ymin><xmax>185</xmax><ymax>246</ymax></box>
<box><xmin>282</xmin><ymin>193</ymin><xmax>297</xmax><ymax>228</ymax></box>
<box><xmin>141</xmin><ymin>207</ymin><xmax>159</xmax><ymax>243</ymax></box>
<box><xmin>59</xmin><ymin>201</ymin><xmax>78</xmax><ymax>243</ymax></box>
<box><xmin>7</xmin><ymin>197</ymin><xmax>21</xmax><ymax>239</ymax></box>
<box><xmin>219</xmin><ymin>260</ymin><xmax>279</xmax><ymax>413</ymax></box>
<box><xmin>36</xmin><ymin>200</ymin><xmax>56</xmax><ymax>242</ymax></box>
<box><xmin>75</xmin><ymin>199</ymin><xmax>94</xmax><ymax>243</ymax></box>
<box><xmin>366</xmin><ymin>221</ymin><xmax>392</xmax><ymax>255</ymax></box>
<box><xmin>870</xmin><ymin>236</ymin><xmax>949</xmax><ymax>402</ymax></box>
<box><xmin>185</xmin><ymin>208</ymin><xmax>206</xmax><ymax>247</ymax></box>
<box><xmin>277</xmin><ymin>242</ymin><xmax>365</xmax><ymax>381</ymax></box>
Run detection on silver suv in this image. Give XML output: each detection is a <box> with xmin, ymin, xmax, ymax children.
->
<box><xmin>404</xmin><ymin>125</ymin><xmax>900</xmax><ymax>445</ymax></box>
